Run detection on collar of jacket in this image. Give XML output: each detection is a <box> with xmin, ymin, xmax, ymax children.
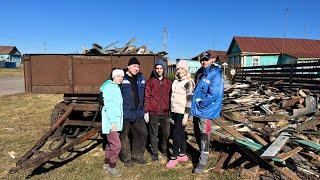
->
<box><xmin>204</xmin><ymin>65</ymin><xmax>221</xmax><ymax>75</ymax></box>
<box><xmin>124</xmin><ymin>72</ymin><xmax>142</xmax><ymax>79</ymax></box>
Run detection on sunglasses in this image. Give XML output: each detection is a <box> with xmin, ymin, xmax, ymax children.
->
<box><xmin>200</xmin><ymin>58</ymin><xmax>210</xmax><ymax>62</ymax></box>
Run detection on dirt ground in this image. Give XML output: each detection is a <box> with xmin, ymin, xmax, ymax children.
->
<box><xmin>0</xmin><ymin>76</ymin><xmax>24</xmax><ymax>97</ymax></box>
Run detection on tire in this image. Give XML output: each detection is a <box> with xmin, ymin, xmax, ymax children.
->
<box><xmin>50</xmin><ymin>106</ymin><xmax>65</xmax><ymax>139</ymax></box>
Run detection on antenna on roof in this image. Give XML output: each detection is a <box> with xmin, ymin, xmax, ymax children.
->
<box><xmin>281</xmin><ymin>8</ymin><xmax>289</xmax><ymax>57</ymax></box>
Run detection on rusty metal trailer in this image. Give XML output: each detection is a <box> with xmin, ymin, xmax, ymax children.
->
<box><xmin>10</xmin><ymin>53</ymin><xmax>164</xmax><ymax>173</ymax></box>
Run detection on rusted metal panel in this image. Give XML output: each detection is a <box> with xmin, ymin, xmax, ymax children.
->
<box><xmin>23</xmin><ymin>55</ymin><xmax>32</xmax><ymax>93</ymax></box>
<box><xmin>24</xmin><ymin>54</ymin><xmax>162</xmax><ymax>94</ymax></box>
<box><xmin>73</xmin><ymin>55</ymin><xmax>112</xmax><ymax>94</ymax></box>
<box><xmin>32</xmin><ymin>86</ymin><xmax>71</xmax><ymax>94</ymax></box>
<box><xmin>31</xmin><ymin>55</ymin><xmax>70</xmax><ymax>86</ymax></box>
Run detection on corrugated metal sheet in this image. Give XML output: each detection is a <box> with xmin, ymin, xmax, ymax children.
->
<box><xmin>229</xmin><ymin>37</ymin><xmax>320</xmax><ymax>58</ymax></box>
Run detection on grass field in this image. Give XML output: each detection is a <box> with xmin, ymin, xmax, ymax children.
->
<box><xmin>0</xmin><ymin>68</ymin><xmax>24</xmax><ymax>77</ymax></box>
<box><xmin>0</xmin><ymin>93</ymin><xmax>240</xmax><ymax>180</ymax></box>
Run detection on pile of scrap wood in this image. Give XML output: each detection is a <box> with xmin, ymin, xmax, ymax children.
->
<box><xmin>208</xmin><ymin>82</ymin><xmax>320</xmax><ymax>179</ymax></box>
<box><xmin>83</xmin><ymin>37</ymin><xmax>166</xmax><ymax>55</ymax></box>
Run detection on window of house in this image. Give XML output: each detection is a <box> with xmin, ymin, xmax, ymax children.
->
<box><xmin>252</xmin><ymin>56</ymin><xmax>260</xmax><ymax>66</ymax></box>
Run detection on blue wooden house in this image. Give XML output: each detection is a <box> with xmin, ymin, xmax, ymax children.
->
<box><xmin>0</xmin><ymin>46</ymin><xmax>22</xmax><ymax>68</ymax></box>
<box><xmin>227</xmin><ymin>36</ymin><xmax>320</xmax><ymax>68</ymax></box>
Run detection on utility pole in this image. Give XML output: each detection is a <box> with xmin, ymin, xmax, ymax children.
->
<box><xmin>163</xmin><ymin>26</ymin><xmax>168</xmax><ymax>51</ymax></box>
<box><xmin>281</xmin><ymin>8</ymin><xmax>289</xmax><ymax>57</ymax></box>
<box><xmin>43</xmin><ymin>42</ymin><xmax>47</xmax><ymax>54</ymax></box>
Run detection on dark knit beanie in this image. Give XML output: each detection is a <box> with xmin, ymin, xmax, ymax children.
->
<box><xmin>154</xmin><ymin>59</ymin><xmax>166</xmax><ymax>68</ymax></box>
<box><xmin>128</xmin><ymin>57</ymin><xmax>140</xmax><ymax>66</ymax></box>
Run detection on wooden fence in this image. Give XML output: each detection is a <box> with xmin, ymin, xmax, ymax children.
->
<box><xmin>235</xmin><ymin>60</ymin><xmax>320</xmax><ymax>93</ymax></box>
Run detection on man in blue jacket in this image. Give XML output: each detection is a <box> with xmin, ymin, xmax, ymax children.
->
<box><xmin>119</xmin><ymin>57</ymin><xmax>148</xmax><ymax>167</ymax></box>
<box><xmin>191</xmin><ymin>51</ymin><xmax>224</xmax><ymax>174</ymax></box>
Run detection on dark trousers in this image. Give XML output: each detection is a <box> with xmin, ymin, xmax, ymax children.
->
<box><xmin>148</xmin><ymin>115</ymin><xmax>170</xmax><ymax>156</ymax></box>
<box><xmin>105</xmin><ymin>131</ymin><xmax>121</xmax><ymax>168</ymax></box>
<box><xmin>171</xmin><ymin>112</ymin><xmax>187</xmax><ymax>158</ymax></box>
<box><xmin>120</xmin><ymin>119</ymin><xmax>148</xmax><ymax>161</ymax></box>
<box><xmin>193</xmin><ymin>117</ymin><xmax>201</xmax><ymax>150</ymax></box>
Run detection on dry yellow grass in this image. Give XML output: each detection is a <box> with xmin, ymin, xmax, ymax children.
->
<box><xmin>0</xmin><ymin>68</ymin><xmax>24</xmax><ymax>77</ymax></box>
<box><xmin>0</xmin><ymin>93</ymin><xmax>239</xmax><ymax>180</ymax></box>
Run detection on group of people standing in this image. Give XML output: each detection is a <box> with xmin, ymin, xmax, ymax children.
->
<box><xmin>100</xmin><ymin>52</ymin><xmax>224</xmax><ymax>177</ymax></box>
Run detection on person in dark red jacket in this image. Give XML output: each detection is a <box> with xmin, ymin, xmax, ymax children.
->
<box><xmin>144</xmin><ymin>59</ymin><xmax>172</xmax><ymax>162</ymax></box>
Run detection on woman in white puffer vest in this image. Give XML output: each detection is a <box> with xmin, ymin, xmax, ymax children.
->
<box><xmin>166</xmin><ymin>60</ymin><xmax>194</xmax><ymax>168</ymax></box>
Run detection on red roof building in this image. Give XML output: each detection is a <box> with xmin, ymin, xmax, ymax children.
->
<box><xmin>226</xmin><ymin>36</ymin><xmax>320</xmax><ymax>68</ymax></box>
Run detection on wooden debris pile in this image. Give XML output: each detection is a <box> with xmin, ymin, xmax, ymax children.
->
<box><xmin>83</xmin><ymin>37</ymin><xmax>166</xmax><ymax>55</ymax></box>
<box><xmin>209</xmin><ymin>83</ymin><xmax>320</xmax><ymax>179</ymax></box>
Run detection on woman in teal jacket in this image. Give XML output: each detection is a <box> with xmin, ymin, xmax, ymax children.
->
<box><xmin>100</xmin><ymin>68</ymin><xmax>124</xmax><ymax>177</ymax></box>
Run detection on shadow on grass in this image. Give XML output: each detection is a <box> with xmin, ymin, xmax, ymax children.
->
<box><xmin>26</xmin><ymin>139</ymin><xmax>102</xmax><ymax>179</ymax></box>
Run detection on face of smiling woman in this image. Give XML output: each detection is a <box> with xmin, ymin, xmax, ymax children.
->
<box><xmin>113</xmin><ymin>75</ymin><xmax>124</xmax><ymax>85</ymax></box>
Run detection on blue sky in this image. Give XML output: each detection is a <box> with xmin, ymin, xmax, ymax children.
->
<box><xmin>1</xmin><ymin>0</ymin><xmax>320</xmax><ymax>61</ymax></box>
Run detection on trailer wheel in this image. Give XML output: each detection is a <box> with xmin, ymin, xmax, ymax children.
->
<box><xmin>50</xmin><ymin>106</ymin><xmax>65</xmax><ymax>138</ymax></box>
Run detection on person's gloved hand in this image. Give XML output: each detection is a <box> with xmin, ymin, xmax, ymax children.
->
<box><xmin>144</xmin><ymin>112</ymin><xmax>149</xmax><ymax>123</ymax></box>
<box><xmin>111</xmin><ymin>123</ymin><xmax>117</xmax><ymax>132</ymax></box>
<box><xmin>182</xmin><ymin>114</ymin><xmax>189</xmax><ymax>126</ymax></box>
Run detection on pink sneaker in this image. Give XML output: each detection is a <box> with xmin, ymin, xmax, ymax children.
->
<box><xmin>166</xmin><ymin>159</ymin><xmax>179</xmax><ymax>168</ymax></box>
<box><xmin>177</xmin><ymin>155</ymin><xmax>188</xmax><ymax>162</ymax></box>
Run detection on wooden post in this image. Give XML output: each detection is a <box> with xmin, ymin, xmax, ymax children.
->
<box><xmin>261</xmin><ymin>66</ymin><xmax>264</xmax><ymax>85</ymax></box>
<box><xmin>290</xmin><ymin>62</ymin><xmax>294</xmax><ymax>89</ymax></box>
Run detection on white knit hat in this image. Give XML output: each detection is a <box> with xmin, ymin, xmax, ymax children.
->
<box><xmin>112</xmin><ymin>69</ymin><xmax>124</xmax><ymax>78</ymax></box>
<box><xmin>176</xmin><ymin>60</ymin><xmax>188</xmax><ymax>70</ymax></box>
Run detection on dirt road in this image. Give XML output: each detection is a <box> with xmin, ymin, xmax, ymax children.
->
<box><xmin>0</xmin><ymin>76</ymin><xmax>24</xmax><ymax>97</ymax></box>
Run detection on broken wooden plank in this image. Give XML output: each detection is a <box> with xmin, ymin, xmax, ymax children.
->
<box><xmin>282</xmin><ymin>96</ymin><xmax>301</xmax><ymax>108</ymax></box>
<box><xmin>248</xmin><ymin>114</ymin><xmax>289</xmax><ymax>122</ymax></box>
<box><xmin>294</xmin><ymin>139</ymin><xmax>320</xmax><ymax>151</ymax></box>
<box><xmin>247</xmin><ymin>131</ymin><xmax>268</xmax><ymax>146</ymax></box>
<box><xmin>214</xmin><ymin>118</ymin><xmax>301</xmax><ymax>180</ymax></box>
<box><xmin>260</xmin><ymin>131</ymin><xmax>292</xmax><ymax>159</ymax></box>
<box><xmin>212</xmin><ymin>152</ymin><xmax>229</xmax><ymax>174</ymax></box>
<box><xmin>296</xmin><ymin>117</ymin><xmax>320</xmax><ymax>132</ymax></box>
<box><xmin>213</xmin><ymin>118</ymin><xmax>246</xmax><ymax>139</ymax></box>
<box><xmin>275</xmin><ymin>146</ymin><xmax>304</xmax><ymax>162</ymax></box>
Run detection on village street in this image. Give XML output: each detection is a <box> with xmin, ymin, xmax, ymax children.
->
<box><xmin>0</xmin><ymin>76</ymin><xmax>24</xmax><ymax>97</ymax></box>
